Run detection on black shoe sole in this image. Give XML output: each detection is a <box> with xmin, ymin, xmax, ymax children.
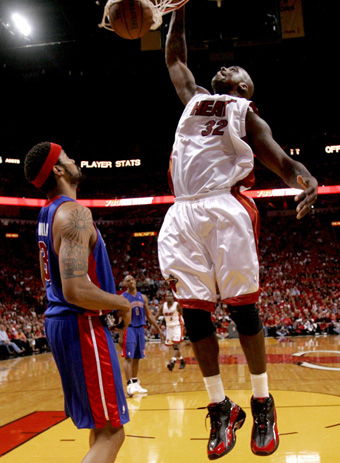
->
<box><xmin>251</xmin><ymin>441</ymin><xmax>279</xmax><ymax>456</ymax></box>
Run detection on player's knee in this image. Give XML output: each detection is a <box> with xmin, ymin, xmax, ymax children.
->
<box><xmin>94</xmin><ymin>423</ymin><xmax>125</xmax><ymax>443</ymax></box>
<box><xmin>228</xmin><ymin>303</ymin><xmax>263</xmax><ymax>335</ymax></box>
<box><xmin>182</xmin><ymin>308</ymin><xmax>216</xmax><ymax>343</ymax></box>
<box><xmin>174</xmin><ymin>345</ymin><xmax>179</xmax><ymax>351</ymax></box>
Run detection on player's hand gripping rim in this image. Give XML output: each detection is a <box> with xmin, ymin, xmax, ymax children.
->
<box><xmin>294</xmin><ymin>175</ymin><xmax>318</xmax><ymax>220</ymax></box>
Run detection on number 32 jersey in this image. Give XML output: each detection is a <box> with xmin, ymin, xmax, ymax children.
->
<box><xmin>169</xmin><ymin>93</ymin><xmax>257</xmax><ymax>198</ymax></box>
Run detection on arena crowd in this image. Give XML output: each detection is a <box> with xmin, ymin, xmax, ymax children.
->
<box><xmin>1</xmin><ymin>207</ymin><xmax>339</xmax><ymax>361</ymax></box>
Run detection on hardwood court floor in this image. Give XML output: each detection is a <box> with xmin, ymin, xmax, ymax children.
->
<box><xmin>1</xmin><ymin>335</ymin><xmax>340</xmax><ymax>462</ymax></box>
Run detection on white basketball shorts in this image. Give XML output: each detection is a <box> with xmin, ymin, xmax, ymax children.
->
<box><xmin>165</xmin><ymin>323</ymin><xmax>184</xmax><ymax>346</ymax></box>
<box><xmin>158</xmin><ymin>189</ymin><xmax>260</xmax><ymax>312</ymax></box>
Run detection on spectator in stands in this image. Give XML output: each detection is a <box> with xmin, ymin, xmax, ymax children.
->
<box><xmin>12</xmin><ymin>327</ymin><xmax>32</xmax><ymax>354</ymax></box>
<box><xmin>0</xmin><ymin>323</ymin><xmax>25</xmax><ymax>355</ymax></box>
<box><xmin>32</xmin><ymin>323</ymin><xmax>49</xmax><ymax>352</ymax></box>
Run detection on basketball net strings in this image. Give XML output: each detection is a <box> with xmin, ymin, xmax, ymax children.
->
<box><xmin>99</xmin><ymin>0</ymin><xmax>190</xmax><ymax>32</ymax></box>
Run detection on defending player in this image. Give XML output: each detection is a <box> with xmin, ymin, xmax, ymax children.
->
<box><xmin>157</xmin><ymin>290</ymin><xmax>185</xmax><ymax>370</ymax></box>
<box><xmin>121</xmin><ymin>275</ymin><xmax>165</xmax><ymax>397</ymax></box>
<box><xmin>157</xmin><ymin>7</ymin><xmax>318</xmax><ymax>460</ymax></box>
<box><xmin>24</xmin><ymin>142</ymin><xmax>131</xmax><ymax>463</ymax></box>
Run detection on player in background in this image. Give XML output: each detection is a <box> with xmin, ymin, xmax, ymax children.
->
<box><xmin>24</xmin><ymin>142</ymin><xmax>131</xmax><ymax>463</ymax></box>
<box><xmin>121</xmin><ymin>274</ymin><xmax>165</xmax><ymax>397</ymax></box>
<box><xmin>157</xmin><ymin>290</ymin><xmax>185</xmax><ymax>371</ymax></box>
<box><xmin>157</xmin><ymin>7</ymin><xmax>318</xmax><ymax>460</ymax></box>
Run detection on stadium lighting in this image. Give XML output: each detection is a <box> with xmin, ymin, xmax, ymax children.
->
<box><xmin>0</xmin><ymin>185</ymin><xmax>340</xmax><ymax>208</ymax></box>
<box><xmin>11</xmin><ymin>13</ymin><xmax>31</xmax><ymax>36</ymax></box>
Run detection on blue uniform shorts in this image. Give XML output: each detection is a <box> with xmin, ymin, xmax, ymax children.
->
<box><xmin>45</xmin><ymin>313</ymin><xmax>129</xmax><ymax>429</ymax></box>
<box><xmin>122</xmin><ymin>325</ymin><xmax>146</xmax><ymax>359</ymax></box>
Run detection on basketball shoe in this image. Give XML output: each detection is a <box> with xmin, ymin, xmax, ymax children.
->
<box><xmin>126</xmin><ymin>383</ymin><xmax>138</xmax><ymax>398</ymax></box>
<box><xmin>127</xmin><ymin>380</ymin><xmax>148</xmax><ymax>397</ymax></box>
<box><xmin>250</xmin><ymin>394</ymin><xmax>279</xmax><ymax>455</ymax></box>
<box><xmin>167</xmin><ymin>360</ymin><xmax>175</xmax><ymax>371</ymax></box>
<box><xmin>179</xmin><ymin>358</ymin><xmax>185</xmax><ymax>369</ymax></box>
<box><xmin>206</xmin><ymin>397</ymin><xmax>246</xmax><ymax>460</ymax></box>
<box><xmin>134</xmin><ymin>379</ymin><xmax>148</xmax><ymax>394</ymax></box>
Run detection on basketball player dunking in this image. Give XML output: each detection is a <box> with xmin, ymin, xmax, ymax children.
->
<box><xmin>157</xmin><ymin>7</ymin><xmax>318</xmax><ymax>460</ymax></box>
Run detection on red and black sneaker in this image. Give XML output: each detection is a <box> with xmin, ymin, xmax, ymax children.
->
<box><xmin>251</xmin><ymin>394</ymin><xmax>279</xmax><ymax>456</ymax></box>
<box><xmin>206</xmin><ymin>397</ymin><xmax>246</xmax><ymax>460</ymax></box>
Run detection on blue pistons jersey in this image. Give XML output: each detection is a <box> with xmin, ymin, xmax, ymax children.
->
<box><xmin>37</xmin><ymin>195</ymin><xmax>129</xmax><ymax>430</ymax></box>
<box><xmin>122</xmin><ymin>291</ymin><xmax>146</xmax><ymax>327</ymax></box>
<box><xmin>36</xmin><ymin>195</ymin><xmax>116</xmax><ymax>316</ymax></box>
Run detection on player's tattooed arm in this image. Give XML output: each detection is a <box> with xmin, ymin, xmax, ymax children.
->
<box><xmin>54</xmin><ymin>203</ymin><xmax>130</xmax><ymax>314</ymax></box>
<box><xmin>59</xmin><ymin>206</ymin><xmax>93</xmax><ymax>280</ymax></box>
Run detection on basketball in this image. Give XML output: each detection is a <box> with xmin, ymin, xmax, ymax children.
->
<box><xmin>108</xmin><ymin>0</ymin><xmax>154</xmax><ymax>40</ymax></box>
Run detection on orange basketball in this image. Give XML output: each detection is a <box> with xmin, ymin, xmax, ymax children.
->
<box><xmin>108</xmin><ymin>0</ymin><xmax>154</xmax><ymax>40</ymax></box>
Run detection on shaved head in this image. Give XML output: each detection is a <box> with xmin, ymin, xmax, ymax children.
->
<box><xmin>211</xmin><ymin>66</ymin><xmax>254</xmax><ymax>99</ymax></box>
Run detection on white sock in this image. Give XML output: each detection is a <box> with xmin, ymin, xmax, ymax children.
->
<box><xmin>203</xmin><ymin>374</ymin><xmax>225</xmax><ymax>403</ymax></box>
<box><xmin>250</xmin><ymin>372</ymin><xmax>269</xmax><ymax>398</ymax></box>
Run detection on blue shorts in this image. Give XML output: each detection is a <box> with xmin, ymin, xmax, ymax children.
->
<box><xmin>45</xmin><ymin>314</ymin><xmax>129</xmax><ymax>429</ymax></box>
<box><xmin>122</xmin><ymin>325</ymin><xmax>145</xmax><ymax>359</ymax></box>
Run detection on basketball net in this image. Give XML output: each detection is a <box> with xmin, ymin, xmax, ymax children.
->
<box><xmin>99</xmin><ymin>0</ymin><xmax>190</xmax><ymax>32</ymax></box>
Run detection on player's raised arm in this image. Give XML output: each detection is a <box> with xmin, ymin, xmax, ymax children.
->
<box><xmin>55</xmin><ymin>202</ymin><xmax>131</xmax><ymax>314</ymax></box>
<box><xmin>245</xmin><ymin>110</ymin><xmax>318</xmax><ymax>219</ymax></box>
<box><xmin>166</xmin><ymin>7</ymin><xmax>209</xmax><ymax>105</ymax></box>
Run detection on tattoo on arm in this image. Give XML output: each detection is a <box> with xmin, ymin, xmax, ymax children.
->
<box><xmin>60</xmin><ymin>208</ymin><xmax>93</xmax><ymax>280</ymax></box>
<box><xmin>61</xmin><ymin>208</ymin><xmax>93</xmax><ymax>244</ymax></box>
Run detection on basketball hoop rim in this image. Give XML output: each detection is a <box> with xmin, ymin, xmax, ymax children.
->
<box><xmin>98</xmin><ymin>0</ymin><xmax>190</xmax><ymax>32</ymax></box>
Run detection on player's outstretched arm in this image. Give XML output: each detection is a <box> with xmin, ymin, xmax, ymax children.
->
<box><xmin>166</xmin><ymin>7</ymin><xmax>209</xmax><ymax>105</ymax></box>
<box><xmin>246</xmin><ymin>110</ymin><xmax>318</xmax><ymax>220</ymax></box>
<box><xmin>55</xmin><ymin>202</ymin><xmax>131</xmax><ymax>314</ymax></box>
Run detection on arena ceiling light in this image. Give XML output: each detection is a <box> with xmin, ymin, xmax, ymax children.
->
<box><xmin>11</xmin><ymin>12</ymin><xmax>31</xmax><ymax>37</ymax></box>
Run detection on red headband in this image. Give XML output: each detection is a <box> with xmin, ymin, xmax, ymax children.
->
<box><xmin>32</xmin><ymin>143</ymin><xmax>62</xmax><ymax>188</ymax></box>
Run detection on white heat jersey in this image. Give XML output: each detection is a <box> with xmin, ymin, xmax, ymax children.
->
<box><xmin>170</xmin><ymin>93</ymin><xmax>255</xmax><ymax>198</ymax></box>
<box><xmin>163</xmin><ymin>302</ymin><xmax>182</xmax><ymax>328</ymax></box>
